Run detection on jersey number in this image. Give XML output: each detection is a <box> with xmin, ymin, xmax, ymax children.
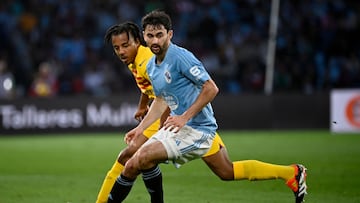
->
<box><xmin>190</xmin><ymin>66</ymin><xmax>201</xmax><ymax>76</ymax></box>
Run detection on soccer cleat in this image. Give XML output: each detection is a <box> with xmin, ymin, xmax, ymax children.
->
<box><xmin>286</xmin><ymin>164</ymin><xmax>307</xmax><ymax>203</ymax></box>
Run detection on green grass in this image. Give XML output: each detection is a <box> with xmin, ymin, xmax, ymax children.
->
<box><xmin>1</xmin><ymin>130</ymin><xmax>360</xmax><ymax>203</ymax></box>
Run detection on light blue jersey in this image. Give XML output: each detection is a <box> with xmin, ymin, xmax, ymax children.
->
<box><xmin>147</xmin><ymin>43</ymin><xmax>218</xmax><ymax>135</ymax></box>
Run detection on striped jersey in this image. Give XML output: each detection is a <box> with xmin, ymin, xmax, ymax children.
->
<box><xmin>127</xmin><ymin>45</ymin><xmax>155</xmax><ymax>98</ymax></box>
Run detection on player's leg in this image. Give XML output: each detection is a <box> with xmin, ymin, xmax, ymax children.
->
<box><xmin>202</xmin><ymin>133</ymin><xmax>295</xmax><ymax>181</ymax></box>
<box><xmin>108</xmin><ymin>139</ymin><xmax>168</xmax><ymax>203</ymax></box>
<box><xmin>202</xmin><ymin>133</ymin><xmax>307</xmax><ymax>202</ymax></box>
<box><xmin>202</xmin><ymin>149</ymin><xmax>309</xmax><ymax>202</ymax></box>
<box><xmin>201</xmin><ymin>133</ymin><xmax>234</xmax><ymax>180</ymax></box>
<box><xmin>96</xmin><ymin>134</ymin><xmax>148</xmax><ymax>203</ymax></box>
<box><xmin>109</xmin><ymin>126</ymin><xmax>213</xmax><ymax>202</ymax></box>
<box><xmin>96</xmin><ymin>120</ymin><xmax>163</xmax><ymax>203</ymax></box>
<box><xmin>203</xmin><ymin>150</ymin><xmax>296</xmax><ymax>181</ymax></box>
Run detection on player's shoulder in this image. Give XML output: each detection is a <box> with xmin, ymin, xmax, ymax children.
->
<box><xmin>166</xmin><ymin>44</ymin><xmax>186</xmax><ymax>60</ymax></box>
<box><xmin>168</xmin><ymin>43</ymin><xmax>198</xmax><ymax>64</ymax></box>
<box><xmin>138</xmin><ymin>45</ymin><xmax>152</xmax><ymax>54</ymax></box>
<box><xmin>169</xmin><ymin>43</ymin><xmax>188</xmax><ymax>54</ymax></box>
<box><xmin>137</xmin><ymin>45</ymin><xmax>153</xmax><ymax>59</ymax></box>
<box><xmin>135</xmin><ymin>46</ymin><xmax>153</xmax><ymax>69</ymax></box>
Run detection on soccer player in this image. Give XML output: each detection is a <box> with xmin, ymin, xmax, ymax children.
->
<box><xmin>108</xmin><ymin>10</ymin><xmax>307</xmax><ymax>203</ymax></box>
<box><xmin>96</xmin><ymin>22</ymin><xmax>165</xmax><ymax>203</ymax></box>
<box><xmin>96</xmin><ymin>22</ymin><xmax>227</xmax><ymax>203</ymax></box>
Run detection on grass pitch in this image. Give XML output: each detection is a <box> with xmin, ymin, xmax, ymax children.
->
<box><xmin>1</xmin><ymin>130</ymin><xmax>360</xmax><ymax>203</ymax></box>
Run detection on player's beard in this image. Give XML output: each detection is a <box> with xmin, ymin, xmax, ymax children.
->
<box><xmin>150</xmin><ymin>44</ymin><xmax>162</xmax><ymax>55</ymax></box>
<box><xmin>152</xmin><ymin>39</ymin><xmax>170</xmax><ymax>54</ymax></box>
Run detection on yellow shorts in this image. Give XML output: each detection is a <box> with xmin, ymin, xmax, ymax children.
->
<box><xmin>203</xmin><ymin>132</ymin><xmax>225</xmax><ymax>157</ymax></box>
<box><xmin>143</xmin><ymin>119</ymin><xmax>161</xmax><ymax>138</ymax></box>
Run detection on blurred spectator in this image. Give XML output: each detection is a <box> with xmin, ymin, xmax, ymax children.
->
<box><xmin>0</xmin><ymin>0</ymin><xmax>359</xmax><ymax>97</ymax></box>
<box><xmin>28</xmin><ymin>61</ymin><xmax>58</xmax><ymax>97</ymax></box>
<box><xmin>83</xmin><ymin>64</ymin><xmax>110</xmax><ymax>97</ymax></box>
<box><xmin>0</xmin><ymin>57</ymin><xmax>15</xmax><ymax>99</ymax></box>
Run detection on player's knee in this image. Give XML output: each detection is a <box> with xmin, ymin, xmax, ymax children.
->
<box><xmin>118</xmin><ymin>146</ymin><xmax>138</xmax><ymax>164</ymax></box>
<box><xmin>211</xmin><ymin>166</ymin><xmax>234</xmax><ymax>181</ymax></box>
<box><xmin>123</xmin><ymin>157</ymin><xmax>139</xmax><ymax>172</ymax></box>
<box><xmin>217</xmin><ymin>171</ymin><xmax>234</xmax><ymax>181</ymax></box>
<box><xmin>136</xmin><ymin>149</ymin><xmax>153</xmax><ymax>169</ymax></box>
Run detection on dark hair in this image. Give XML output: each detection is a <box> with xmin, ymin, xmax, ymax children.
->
<box><xmin>104</xmin><ymin>22</ymin><xmax>146</xmax><ymax>46</ymax></box>
<box><xmin>141</xmin><ymin>10</ymin><xmax>172</xmax><ymax>31</ymax></box>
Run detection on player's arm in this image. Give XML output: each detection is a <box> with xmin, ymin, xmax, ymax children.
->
<box><xmin>163</xmin><ymin>79</ymin><xmax>218</xmax><ymax>132</ymax></box>
<box><xmin>134</xmin><ymin>92</ymin><xmax>150</xmax><ymax>121</ymax></box>
<box><xmin>159</xmin><ymin>107</ymin><xmax>170</xmax><ymax>129</ymax></box>
<box><xmin>138</xmin><ymin>96</ymin><xmax>168</xmax><ymax>130</ymax></box>
<box><xmin>182</xmin><ymin>79</ymin><xmax>218</xmax><ymax>120</ymax></box>
<box><xmin>125</xmin><ymin>97</ymin><xmax>168</xmax><ymax>144</ymax></box>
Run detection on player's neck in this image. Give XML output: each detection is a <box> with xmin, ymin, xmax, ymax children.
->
<box><xmin>155</xmin><ymin>45</ymin><xmax>169</xmax><ymax>65</ymax></box>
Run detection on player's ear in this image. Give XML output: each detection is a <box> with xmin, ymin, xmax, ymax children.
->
<box><xmin>134</xmin><ymin>37</ymin><xmax>141</xmax><ymax>46</ymax></box>
<box><xmin>142</xmin><ymin>31</ymin><xmax>147</xmax><ymax>42</ymax></box>
<box><xmin>168</xmin><ymin>30</ymin><xmax>173</xmax><ymax>39</ymax></box>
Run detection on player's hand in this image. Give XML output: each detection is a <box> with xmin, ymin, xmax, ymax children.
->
<box><xmin>159</xmin><ymin>107</ymin><xmax>171</xmax><ymax>129</ymax></box>
<box><xmin>124</xmin><ymin>127</ymin><xmax>143</xmax><ymax>145</ymax></box>
<box><xmin>163</xmin><ymin>115</ymin><xmax>186</xmax><ymax>133</ymax></box>
<box><xmin>134</xmin><ymin>106</ymin><xmax>149</xmax><ymax>122</ymax></box>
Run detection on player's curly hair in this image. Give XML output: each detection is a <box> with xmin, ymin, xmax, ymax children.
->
<box><xmin>141</xmin><ymin>10</ymin><xmax>172</xmax><ymax>32</ymax></box>
<box><xmin>104</xmin><ymin>22</ymin><xmax>146</xmax><ymax>46</ymax></box>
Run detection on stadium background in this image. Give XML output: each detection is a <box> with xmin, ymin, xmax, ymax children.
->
<box><xmin>1</xmin><ymin>0</ymin><xmax>359</xmax><ymax>134</ymax></box>
<box><xmin>0</xmin><ymin>0</ymin><xmax>359</xmax><ymax>99</ymax></box>
<box><xmin>1</xmin><ymin>1</ymin><xmax>360</xmax><ymax>203</ymax></box>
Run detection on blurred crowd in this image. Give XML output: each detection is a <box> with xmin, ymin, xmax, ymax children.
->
<box><xmin>0</xmin><ymin>0</ymin><xmax>359</xmax><ymax>99</ymax></box>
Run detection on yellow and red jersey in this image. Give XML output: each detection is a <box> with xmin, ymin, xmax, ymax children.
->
<box><xmin>127</xmin><ymin>45</ymin><xmax>155</xmax><ymax>98</ymax></box>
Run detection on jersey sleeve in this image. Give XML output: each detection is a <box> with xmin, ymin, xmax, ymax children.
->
<box><xmin>177</xmin><ymin>52</ymin><xmax>211</xmax><ymax>86</ymax></box>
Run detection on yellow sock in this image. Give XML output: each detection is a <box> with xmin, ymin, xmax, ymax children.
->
<box><xmin>96</xmin><ymin>161</ymin><xmax>124</xmax><ymax>203</ymax></box>
<box><xmin>233</xmin><ymin>160</ymin><xmax>294</xmax><ymax>181</ymax></box>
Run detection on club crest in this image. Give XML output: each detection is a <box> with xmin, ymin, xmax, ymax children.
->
<box><xmin>164</xmin><ymin>69</ymin><xmax>171</xmax><ymax>83</ymax></box>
